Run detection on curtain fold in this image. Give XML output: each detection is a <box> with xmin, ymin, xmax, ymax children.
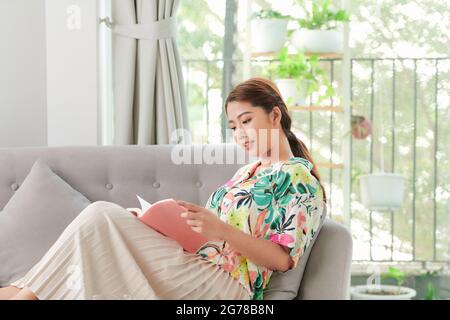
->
<box><xmin>112</xmin><ymin>0</ymin><xmax>190</xmax><ymax>145</ymax></box>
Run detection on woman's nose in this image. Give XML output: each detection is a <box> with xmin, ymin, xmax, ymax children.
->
<box><xmin>234</xmin><ymin>128</ymin><xmax>248</xmax><ymax>141</ymax></box>
<box><xmin>239</xmin><ymin>130</ymin><xmax>248</xmax><ymax>141</ymax></box>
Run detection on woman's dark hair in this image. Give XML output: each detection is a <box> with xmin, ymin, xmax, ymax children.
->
<box><xmin>225</xmin><ymin>77</ymin><xmax>327</xmax><ymax>202</ymax></box>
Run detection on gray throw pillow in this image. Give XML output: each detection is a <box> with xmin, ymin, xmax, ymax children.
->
<box><xmin>0</xmin><ymin>159</ymin><xmax>91</xmax><ymax>287</ymax></box>
<box><xmin>263</xmin><ymin>205</ymin><xmax>327</xmax><ymax>300</ymax></box>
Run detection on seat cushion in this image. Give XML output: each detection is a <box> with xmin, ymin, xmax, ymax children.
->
<box><xmin>0</xmin><ymin>159</ymin><xmax>91</xmax><ymax>287</ymax></box>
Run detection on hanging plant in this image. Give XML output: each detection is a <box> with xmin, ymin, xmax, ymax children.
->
<box><xmin>351</xmin><ymin>115</ymin><xmax>372</xmax><ymax>140</ymax></box>
<box><xmin>355</xmin><ymin>102</ymin><xmax>406</xmax><ymax>211</ymax></box>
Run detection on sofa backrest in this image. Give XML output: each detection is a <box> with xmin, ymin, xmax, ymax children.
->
<box><xmin>0</xmin><ymin>144</ymin><xmax>249</xmax><ymax>211</ymax></box>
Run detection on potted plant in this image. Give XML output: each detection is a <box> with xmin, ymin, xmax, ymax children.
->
<box><xmin>251</xmin><ymin>9</ymin><xmax>290</xmax><ymax>54</ymax></box>
<box><xmin>351</xmin><ymin>267</ymin><xmax>417</xmax><ymax>300</ymax></box>
<box><xmin>358</xmin><ymin>112</ymin><xmax>405</xmax><ymax>210</ymax></box>
<box><xmin>291</xmin><ymin>0</ymin><xmax>349</xmax><ymax>54</ymax></box>
<box><xmin>359</xmin><ymin>173</ymin><xmax>405</xmax><ymax>210</ymax></box>
<box><xmin>416</xmin><ymin>267</ymin><xmax>443</xmax><ymax>300</ymax></box>
<box><xmin>425</xmin><ymin>283</ymin><xmax>438</xmax><ymax>300</ymax></box>
<box><xmin>270</xmin><ymin>48</ymin><xmax>334</xmax><ymax>106</ymax></box>
<box><xmin>351</xmin><ymin>115</ymin><xmax>372</xmax><ymax>140</ymax></box>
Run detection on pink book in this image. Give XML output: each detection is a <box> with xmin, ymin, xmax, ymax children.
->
<box><xmin>129</xmin><ymin>196</ymin><xmax>211</xmax><ymax>254</ymax></box>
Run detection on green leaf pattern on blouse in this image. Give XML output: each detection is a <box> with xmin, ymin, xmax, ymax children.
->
<box><xmin>197</xmin><ymin>157</ymin><xmax>325</xmax><ymax>300</ymax></box>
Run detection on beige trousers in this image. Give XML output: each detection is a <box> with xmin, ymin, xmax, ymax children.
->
<box><xmin>10</xmin><ymin>201</ymin><xmax>252</xmax><ymax>300</ymax></box>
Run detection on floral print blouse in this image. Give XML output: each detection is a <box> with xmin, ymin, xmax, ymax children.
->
<box><xmin>197</xmin><ymin>156</ymin><xmax>326</xmax><ymax>300</ymax></box>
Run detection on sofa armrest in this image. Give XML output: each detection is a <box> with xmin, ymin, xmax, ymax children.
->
<box><xmin>296</xmin><ymin>219</ymin><xmax>353</xmax><ymax>300</ymax></box>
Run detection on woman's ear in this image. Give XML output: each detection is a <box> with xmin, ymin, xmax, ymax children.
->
<box><xmin>271</xmin><ymin>106</ymin><xmax>282</xmax><ymax>126</ymax></box>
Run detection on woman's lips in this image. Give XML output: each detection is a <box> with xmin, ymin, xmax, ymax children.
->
<box><xmin>244</xmin><ymin>140</ymin><xmax>254</xmax><ymax>150</ymax></box>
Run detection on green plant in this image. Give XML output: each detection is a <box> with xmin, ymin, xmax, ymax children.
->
<box><xmin>384</xmin><ymin>267</ymin><xmax>406</xmax><ymax>293</ymax></box>
<box><xmin>417</xmin><ymin>268</ymin><xmax>443</xmax><ymax>300</ymax></box>
<box><xmin>252</xmin><ymin>9</ymin><xmax>290</xmax><ymax>20</ymax></box>
<box><xmin>269</xmin><ymin>48</ymin><xmax>335</xmax><ymax>101</ymax></box>
<box><xmin>425</xmin><ymin>282</ymin><xmax>438</xmax><ymax>300</ymax></box>
<box><xmin>351</xmin><ymin>167</ymin><xmax>363</xmax><ymax>184</ymax></box>
<box><xmin>297</xmin><ymin>0</ymin><xmax>349</xmax><ymax>30</ymax></box>
<box><xmin>271</xmin><ymin>48</ymin><xmax>312</xmax><ymax>79</ymax></box>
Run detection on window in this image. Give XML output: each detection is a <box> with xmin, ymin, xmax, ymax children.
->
<box><xmin>178</xmin><ymin>0</ymin><xmax>450</xmax><ymax>263</ymax></box>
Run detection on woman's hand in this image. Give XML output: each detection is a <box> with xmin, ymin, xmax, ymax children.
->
<box><xmin>177</xmin><ymin>200</ymin><xmax>293</xmax><ymax>272</ymax></box>
<box><xmin>177</xmin><ymin>200</ymin><xmax>228</xmax><ymax>242</ymax></box>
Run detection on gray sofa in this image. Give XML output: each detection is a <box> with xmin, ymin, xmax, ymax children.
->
<box><xmin>0</xmin><ymin>144</ymin><xmax>352</xmax><ymax>299</ymax></box>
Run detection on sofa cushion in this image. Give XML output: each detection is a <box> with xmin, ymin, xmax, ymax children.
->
<box><xmin>0</xmin><ymin>159</ymin><xmax>91</xmax><ymax>287</ymax></box>
<box><xmin>263</xmin><ymin>204</ymin><xmax>327</xmax><ymax>300</ymax></box>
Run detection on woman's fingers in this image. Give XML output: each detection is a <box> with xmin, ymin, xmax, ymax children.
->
<box><xmin>182</xmin><ymin>211</ymin><xmax>203</xmax><ymax>231</ymax></box>
<box><xmin>177</xmin><ymin>200</ymin><xmax>203</xmax><ymax>212</ymax></box>
<box><xmin>185</xmin><ymin>219</ymin><xmax>202</xmax><ymax>227</ymax></box>
<box><xmin>181</xmin><ymin>210</ymin><xmax>205</xmax><ymax>230</ymax></box>
<box><xmin>180</xmin><ymin>210</ymin><xmax>200</xmax><ymax>220</ymax></box>
<box><xmin>191</xmin><ymin>226</ymin><xmax>203</xmax><ymax>234</ymax></box>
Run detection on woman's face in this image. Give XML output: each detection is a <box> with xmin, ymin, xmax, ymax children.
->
<box><xmin>226</xmin><ymin>101</ymin><xmax>281</xmax><ymax>158</ymax></box>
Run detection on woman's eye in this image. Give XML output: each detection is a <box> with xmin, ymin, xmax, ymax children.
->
<box><xmin>242</xmin><ymin>119</ymin><xmax>251</xmax><ymax>124</ymax></box>
<box><xmin>229</xmin><ymin>127</ymin><xmax>236</xmax><ymax>131</ymax></box>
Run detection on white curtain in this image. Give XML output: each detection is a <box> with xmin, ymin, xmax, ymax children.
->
<box><xmin>111</xmin><ymin>0</ymin><xmax>190</xmax><ymax>145</ymax></box>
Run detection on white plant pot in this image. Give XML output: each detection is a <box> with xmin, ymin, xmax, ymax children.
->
<box><xmin>359</xmin><ymin>173</ymin><xmax>405</xmax><ymax>210</ymax></box>
<box><xmin>251</xmin><ymin>19</ymin><xmax>288</xmax><ymax>54</ymax></box>
<box><xmin>351</xmin><ymin>285</ymin><xmax>416</xmax><ymax>300</ymax></box>
<box><xmin>274</xmin><ymin>79</ymin><xmax>308</xmax><ymax>106</ymax></box>
<box><xmin>292</xmin><ymin>29</ymin><xmax>343</xmax><ymax>54</ymax></box>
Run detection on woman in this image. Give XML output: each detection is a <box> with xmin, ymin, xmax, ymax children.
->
<box><xmin>0</xmin><ymin>78</ymin><xmax>326</xmax><ymax>300</ymax></box>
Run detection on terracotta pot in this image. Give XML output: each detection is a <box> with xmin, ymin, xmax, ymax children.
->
<box><xmin>351</xmin><ymin>115</ymin><xmax>372</xmax><ymax>140</ymax></box>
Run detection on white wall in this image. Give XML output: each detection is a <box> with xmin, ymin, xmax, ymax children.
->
<box><xmin>0</xmin><ymin>0</ymin><xmax>48</xmax><ymax>148</ymax></box>
<box><xmin>0</xmin><ymin>0</ymin><xmax>106</xmax><ymax>148</ymax></box>
<box><xmin>46</xmin><ymin>0</ymin><xmax>101</xmax><ymax>146</ymax></box>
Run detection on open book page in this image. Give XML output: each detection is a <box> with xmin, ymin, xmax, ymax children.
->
<box><xmin>136</xmin><ymin>195</ymin><xmax>152</xmax><ymax>213</ymax></box>
<box><xmin>128</xmin><ymin>197</ymin><xmax>214</xmax><ymax>253</ymax></box>
<box><xmin>126</xmin><ymin>195</ymin><xmax>152</xmax><ymax>217</ymax></box>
